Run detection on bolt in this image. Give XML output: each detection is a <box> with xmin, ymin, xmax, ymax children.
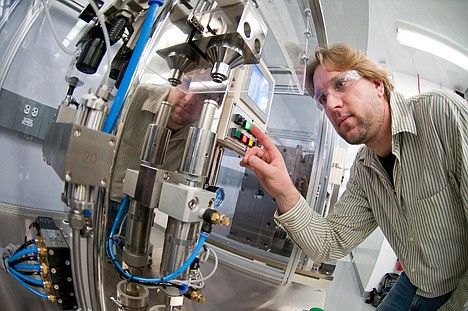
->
<box><xmin>65</xmin><ymin>172</ymin><xmax>72</xmax><ymax>182</ymax></box>
<box><xmin>163</xmin><ymin>172</ymin><xmax>170</xmax><ymax>180</ymax></box>
<box><xmin>74</xmin><ymin>128</ymin><xmax>81</xmax><ymax>137</ymax></box>
<box><xmin>220</xmin><ymin>216</ymin><xmax>230</xmax><ymax>226</ymax></box>
<box><xmin>188</xmin><ymin>198</ymin><xmax>199</xmax><ymax>210</ymax></box>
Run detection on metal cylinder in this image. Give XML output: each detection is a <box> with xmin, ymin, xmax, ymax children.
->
<box><xmin>123</xmin><ymin>200</ymin><xmax>154</xmax><ymax>268</ymax></box>
<box><xmin>70</xmin><ymin>184</ymin><xmax>96</xmax><ymax>211</ymax></box>
<box><xmin>179</xmin><ymin>127</ymin><xmax>217</xmax><ymax>177</ymax></box>
<box><xmin>75</xmin><ymin>92</ymin><xmax>108</xmax><ymax>131</ymax></box>
<box><xmin>71</xmin><ymin>228</ymin><xmax>90</xmax><ymax>311</ymax></box>
<box><xmin>116</xmin><ymin>280</ymin><xmax>149</xmax><ymax>311</ymax></box>
<box><xmin>179</xmin><ymin>99</ymin><xmax>218</xmax><ymax>177</ymax></box>
<box><xmin>198</xmin><ymin>99</ymin><xmax>219</xmax><ymax>131</ymax></box>
<box><xmin>160</xmin><ymin>217</ymin><xmax>200</xmax><ymax>279</ymax></box>
<box><xmin>154</xmin><ymin>100</ymin><xmax>172</xmax><ymax>127</ymax></box>
<box><xmin>140</xmin><ymin>101</ymin><xmax>173</xmax><ymax>165</ymax></box>
<box><xmin>140</xmin><ymin>124</ymin><xmax>171</xmax><ymax>165</ymax></box>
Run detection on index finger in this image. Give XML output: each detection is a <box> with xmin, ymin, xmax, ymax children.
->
<box><xmin>250</xmin><ymin>124</ymin><xmax>276</xmax><ymax>152</ymax></box>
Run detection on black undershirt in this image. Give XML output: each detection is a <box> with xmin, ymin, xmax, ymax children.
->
<box><xmin>378</xmin><ymin>153</ymin><xmax>396</xmax><ymax>186</ymax></box>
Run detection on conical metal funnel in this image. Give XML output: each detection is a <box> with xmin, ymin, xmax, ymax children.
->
<box><xmin>165</xmin><ymin>51</ymin><xmax>199</xmax><ymax>86</ymax></box>
<box><xmin>205</xmin><ymin>34</ymin><xmax>245</xmax><ymax>83</ymax></box>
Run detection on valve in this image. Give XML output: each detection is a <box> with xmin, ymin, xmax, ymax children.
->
<box><xmin>184</xmin><ymin>288</ymin><xmax>206</xmax><ymax>303</ymax></box>
<box><xmin>201</xmin><ymin>209</ymin><xmax>230</xmax><ymax>226</ymax></box>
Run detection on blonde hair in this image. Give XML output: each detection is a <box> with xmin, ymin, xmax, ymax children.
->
<box><xmin>306</xmin><ymin>43</ymin><xmax>394</xmax><ymax>101</ymax></box>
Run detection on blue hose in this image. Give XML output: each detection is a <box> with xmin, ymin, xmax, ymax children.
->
<box><xmin>7</xmin><ymin>247</ymin><xmax>38</xmax><ymax>263</ymax></box>
<box><xmin>8</xmin><ymin>266</ymin><xmax>48</xmax><ymax>299</ymax></box>
<box><xmin>108</xmin><ymin>195</ymin><xmax>207</xmax><ymax>286</ymax></box>
<box><xmin>9</xmin><ymin>267</ymin><xmax>44</xmax><ymax>286</ymax></box>
<box><xmin>103</xmin><ymin>0</ymin><xmax>164</xmax><ymax>133</ymax></box>
<box><xmin>11</xmin><ymin>263</ymin><xmax>41</xmax><ymax>272</ymax></box>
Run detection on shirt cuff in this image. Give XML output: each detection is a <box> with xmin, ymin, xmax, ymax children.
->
<box><xmin>274</xmin><ymin>196</ymin><xmax>314</xmax><ymax>234</ymax></box>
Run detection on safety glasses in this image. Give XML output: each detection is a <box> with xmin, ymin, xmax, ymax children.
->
<box><xmin>314</xmin><ymin>70</ymin><xmax>362</xmax><ymax>111</ymax></box>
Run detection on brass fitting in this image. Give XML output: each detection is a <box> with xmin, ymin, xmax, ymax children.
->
<box><xmin>210</xmin><ymin>211</ymin><xmax>230</xmax><ymax>226</ymax></box>
<box><xmin>48</xmin><ymin>295</ymin><xmax>56</xmax><ymax>302</ymax></box>
<box><xmin>35</xmin><ymin>236</ymin><xmax>44</xmax><ymax>247</ymax></box>
<box><xmin>43</xmin><ymin>281</ymin><xmax>53</xmax><ymax>294</ymax></box>
<box><xmin>40</xmin><ymin>263</ymin><xmax>49</xmax><ymax>276</ymax></box>
<box><xmin>188</xmin><ymin>290</ymin><xmax>206</xmax><ymax>303</ymax></box>
<box><xmin>219</xmin><ymin>215</ymin><xmax>230</xmax><ymax>226</ymax></box>
<box><xmin>37</xmin><ymin>246</ymin><xmax>47</xmax><ymax>261</ymax></box>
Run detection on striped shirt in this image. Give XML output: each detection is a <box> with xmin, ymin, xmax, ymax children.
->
<box><xmin>275</xmin><ymin>90</ymin><xmax>468</xmax><ymax>310</ymax></box>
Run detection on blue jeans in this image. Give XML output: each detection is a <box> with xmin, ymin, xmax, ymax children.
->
<box><xmin>377</xmin><ymin>272</ymin><xmax>452</xmax><ymax>311</ymax></box>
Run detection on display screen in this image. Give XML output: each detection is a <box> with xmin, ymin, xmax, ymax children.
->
<box><xmin>247</xmin><ymin>64</ymin><xmax>271</xmax><ymax>114</ymax></box>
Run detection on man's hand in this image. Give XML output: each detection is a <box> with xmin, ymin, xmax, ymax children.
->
<box><xmin>240</xmin><ymin>124</ymin><xmax>300</xmax><ymax>213</ymax></box>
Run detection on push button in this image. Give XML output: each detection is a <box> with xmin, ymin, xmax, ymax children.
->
<box><xmin>242</xmin><ymin>120</ymin><xmax>251</xmax><ymax>131</ymax></box>
<box><xmin>241</xmin><ymin>133</ymin><xmax>249</xmax><ymax>144</ymax></box>
<box><xmin>233</xmin><ymin>114</ymin><xmax>244</xmax><ymax>125</ymax></box>
<box><xmin>230</xmin><ymin>128</ymin><xmax>242</xmax><ymax>140</ymax></box>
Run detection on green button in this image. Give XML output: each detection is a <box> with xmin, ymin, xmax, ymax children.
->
<box><xmin>243</xmin><ymin>120</ymin><xmax>251</xmax><ymax>131</ymax></box>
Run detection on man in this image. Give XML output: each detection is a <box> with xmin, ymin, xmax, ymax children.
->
<box><xmin>240</xmin><ymin>43</ymin><xmax>467</xmax><ymax>310</ymax></box>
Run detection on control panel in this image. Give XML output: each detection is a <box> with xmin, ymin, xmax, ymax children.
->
<box><xmin>215</xmin><ymin>60</ymin><xmax>275</xmax><ymax>155</ymax></box>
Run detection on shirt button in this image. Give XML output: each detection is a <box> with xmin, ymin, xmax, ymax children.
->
<box><xmin>410</xmin><ymin>237</ymin><xmax>414</xmax><ymax>242</ymax></box>
<box><xmin>410</xmin><ymin>268</ymin><xmax>415</xmax><ymax>273</ymax></box>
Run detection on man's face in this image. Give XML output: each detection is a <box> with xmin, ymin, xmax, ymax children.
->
<box><xmin>313</xmin><ymin>65</ymin><xmax>386</xmax><ymax>145</ymax></box>
<box><xmin>166</xmin><ymin>88</ymin><xmax>210</xmax><ymax>130</ymax></box>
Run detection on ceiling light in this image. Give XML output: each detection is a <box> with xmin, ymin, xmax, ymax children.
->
<box><xmin>397</xmin><ymin>28</ymin><xmax>468</xmax><ymax>71</ymax></box>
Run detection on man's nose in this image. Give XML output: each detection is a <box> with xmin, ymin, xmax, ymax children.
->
<box><xmin>325</xmin><ymin>93</ymin><xmax>344</xmax><ymax>110</ymax></box>
<box><xmin>184</xmin><ymin>93</ymin><xmax>199</xmax><ymax>104</ymax></box>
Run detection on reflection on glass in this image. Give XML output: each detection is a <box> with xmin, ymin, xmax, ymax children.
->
<box><xmin>212</xmin><ymin>144</ymin><xmax>315</xmax><ymax>259</ymax></box>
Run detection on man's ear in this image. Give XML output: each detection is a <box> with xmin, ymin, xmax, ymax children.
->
<box><xmin>374</xmin><ymin>80</ymin><xmax>385</xmax><ymax>96</ymax></box>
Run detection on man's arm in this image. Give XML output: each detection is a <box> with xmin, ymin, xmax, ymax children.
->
<box><xmin>241</xmin><ymin>124</ymin><xmax>377</xmax><ymax>262</ymax></box>
<box><xmin>274</xmin><ymin>171</ymin><xmax>378</xmax><ymax>262</ymax></box>
<box><xmin>240</xmin><ymin>124</ymin><xmax>301</xmax><ymax>213</ymax></box>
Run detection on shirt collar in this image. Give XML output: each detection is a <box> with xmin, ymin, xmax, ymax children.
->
<box><xmin>389</xmin><ymin>91</ymin><xmax>417</xmax><ymax>136</ymax></box>
<box><xmin>358</xmin><ymin>91</ymin><xmax>416</xmax><ymax>165</ymax></box>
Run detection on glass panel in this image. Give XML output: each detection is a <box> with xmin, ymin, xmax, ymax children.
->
<box><xmin>0</xmin><ymin>1</ymin><xmax>111</xmax><ymax>210</ymax></box>
<box><xmin>211</xmin><ymin>93</ymin><xmax>323</xmax><ymax>264</ymax></box>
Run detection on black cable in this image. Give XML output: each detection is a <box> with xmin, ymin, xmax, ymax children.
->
<box><xmin>24</xmin><ymin>222</ymin><xmax>37</xmax><ymax>243</ymax></box>
<box><xmin>16</xmin><ymin>239</ymin><xmax>35</xmax><ymax>254</ymax></box>
<box><xmin>10</xmin><ymin>270</ymin><xmax>43</xmax><ymax>288</ymax></box>
<box><xmin>8</xmin><ymin>255</ymin><xmax>39</xmax><ymax>267</ymax></box>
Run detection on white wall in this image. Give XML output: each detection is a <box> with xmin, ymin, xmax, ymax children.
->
<box><xmin>393</xmin><ymin>72</ymin><xmax>451</xmax><ymax>98</ymax></box>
